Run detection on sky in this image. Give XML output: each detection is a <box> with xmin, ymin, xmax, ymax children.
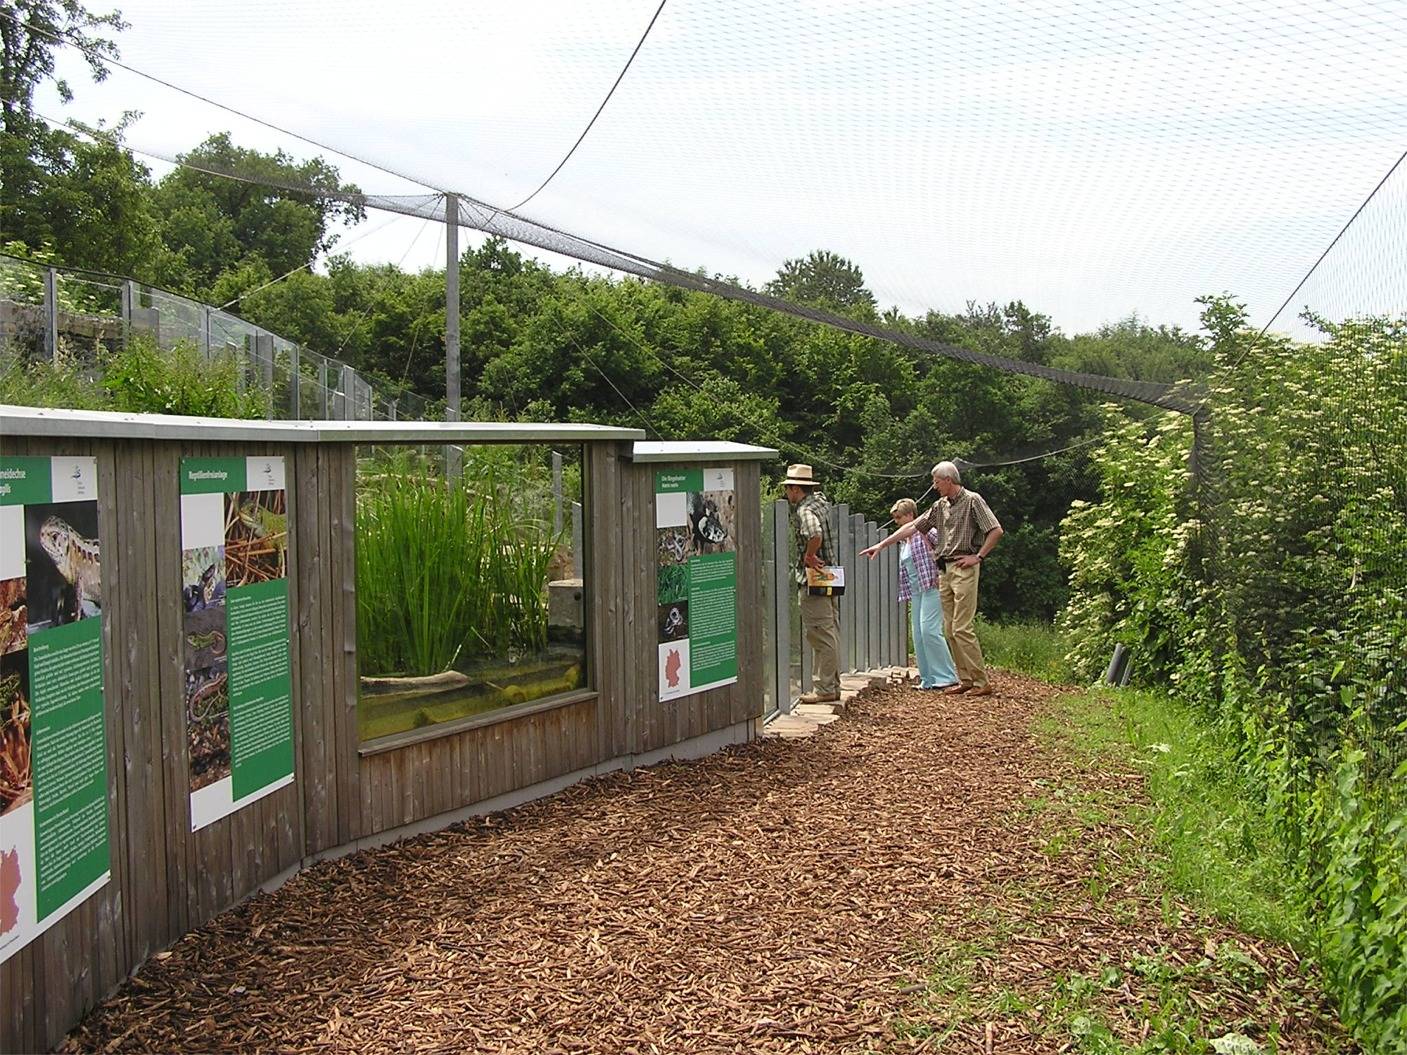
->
<box><xmin>38</xmin><ymin>0</ymin><xmax>1407</xmax><ymax>337</ymax></box>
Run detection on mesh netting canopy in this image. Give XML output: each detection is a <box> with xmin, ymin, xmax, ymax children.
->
<box><xmin>32</xmin><ymin>0</ymin><xmax>1407</xmax><ymax>348</ymax></box>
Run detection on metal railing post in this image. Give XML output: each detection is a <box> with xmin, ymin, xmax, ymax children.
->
<box><xmin>571</xmin><ymin>501</ymin><xmax>584</xmax><ymax>578</ymax></box>
<box><xmin>771</xmin><ymin>499</ymin><xmax>792</xmax><ymax>713</ymax></box>
<box><xmin>835</xmin><ymin>503</ymin><xmax>852</xmax><ymax>672</ymax></box>
<box><xmin>878</xmin><ymin>529</ymin><xmax>891</xmax><ymax>667</ymax></box>
<box><xmin>254</xmin><ymin>335</ymin><xmax>275</xmax><ymax>419</ymax></box>
<box><xmin>869</xmin><ymin>523</ymin><xmax>882</xmax><ymax>669</ymax></box>
<box><xmin>289</xmin><ymin>346</ymin><xmax>302</xmax><ymax>419</ymax></box>
<box><xmin>43</xmin><ymin>268</ymin><xmax>59</xmax><ymax>362</ymax></box>
<box><xmin>850</xmin><ymin>514</ymin><xmax>868</xmax><ymax>668</ymax></box>
<box><xmin>552</xmin><ymin>451</ymin><xmax>564</xmax><ymax>535</ymax></box>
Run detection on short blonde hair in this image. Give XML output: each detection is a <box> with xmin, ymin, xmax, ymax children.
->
<box><xmin>890</xmin><ymin>498</ymin><xmax>917</xmax><ymax>519</ymax></box>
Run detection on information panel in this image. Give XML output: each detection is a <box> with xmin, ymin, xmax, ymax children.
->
<box><xmin>655</xmin><ymin>467</ymin><xmax>738</xmax><ymax>702</ymax></box>
<box><xmin>0</xmin><ymin>456</ymin><xmax>110</xmax><ymax>965</ymax></box>
<box><xmin>180</xmin><ymin>457</ymin><xmax>294</xmax><ymax>831</ymax></box>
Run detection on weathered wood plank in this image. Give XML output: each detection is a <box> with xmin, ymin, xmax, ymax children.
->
<box><xmin>292</xmin><ymin>446</ymin><xmax>329</xmax><ymax>853</ymax></box>
<box><xmin>92</xmin><ymin>438</ymin><xmax>130</xmax><ymax>1002</ymax></box>
<box><xmin>336</xmin><ymin>447</ymin><xmax>361</xmax><ymax>843</ymax></box>
<box><xmin>733</xmin><ymin>462</ymin><xmax>764</xmax><ymax>727</ymax></box>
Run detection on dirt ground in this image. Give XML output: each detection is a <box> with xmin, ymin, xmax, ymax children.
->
<box><xmin>66</xmin><ymin>674</ymin><xmax>1348</xmax><ymax>1053</ymax></box>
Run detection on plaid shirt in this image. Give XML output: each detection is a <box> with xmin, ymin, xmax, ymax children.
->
<box><xmin>897</xmin><ymin>528</ymin><xmax>942</xmax><ymax>602</ymax></box>
<box><xmin>915</xmin><ymin>487</ymin><xmax>1002</xmax><ymax>560</ymax></box>
<box><xmin>793</xmin><ymin>490</ymin><xmax>835</xmax><ymax>585</ymax></box>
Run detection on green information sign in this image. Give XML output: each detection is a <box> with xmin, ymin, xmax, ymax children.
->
<box><xmin>0</xmin><ymin>456</ymin><xmax>110</xmax><ymax>967</ymax></box>
<box><xmin>180</xmin><ymin>457</ymin><xmax>295</xmax><ymax>831</ymax></box>
<box><xmin>654</xmin><ymin>467</ymin><xmax>739</xmax><ymax>701</ymax></box>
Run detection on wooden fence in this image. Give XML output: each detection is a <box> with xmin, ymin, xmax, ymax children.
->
<box><xmin>0</xmin><ymin>409</ymin><xmax>774</xmax><ymax>1052</ymax></box>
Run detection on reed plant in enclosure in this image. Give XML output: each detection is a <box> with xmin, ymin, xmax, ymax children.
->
<box><xmin>356</xmin><ymin>459</ymin><xmax>560</xmax><ymax>678</ymax></box>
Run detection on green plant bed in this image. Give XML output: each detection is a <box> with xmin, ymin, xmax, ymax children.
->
<box><xmin>355</xmin><ymin>457</ymin><xmax>560</xmax><ymax>678</ymax></box>
<box><xmin>976</xmin><ymin>617</ymin><xmax>1072</xmax><ymax>684</ymax></box>
<box><xmin>358</xmin><ymin>645</ymin><xmax>586</xmax><ymax>741</ymax></box>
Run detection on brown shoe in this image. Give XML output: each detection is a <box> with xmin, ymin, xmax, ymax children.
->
<box><xmin>968</xmin><ymin>684</ymin><xmax>994</xmax><ymax>697</ymax></box>
<box><xmin>798</xmin><ymin>691</ymin><xmax>841</xmax><ymax>705</ymax></box>
<box><xmin>942</xmin><ymin>683</ymin><xmax>971</xmax><ymax>696</ymax></box>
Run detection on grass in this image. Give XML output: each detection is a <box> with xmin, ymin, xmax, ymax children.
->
<box><xmin>977</xmin><ymin>616</ymin><xmax>1073</xmax><ymax>683</ymax></box>
<box><xmin>355</xmin><ymin>455</ymin><xmax>560</xmax><ymax>678</ymax></box>
<box><xmin>890</xmin><ymin>658</ymin><xmax>1343</xmax><ymax>1052</ymax></box>
<box><xmin>1037</xmin><ymin>688</ymin><xmax>1307</xmax><ymax>950</ymax></box>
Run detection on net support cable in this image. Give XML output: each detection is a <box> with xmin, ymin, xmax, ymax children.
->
<box><xmin>24</xmin><ymin>101</ymin><xmax>1198</xmax><ymax>417</ymax></box>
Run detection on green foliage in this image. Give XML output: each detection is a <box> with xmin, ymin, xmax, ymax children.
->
<box><xmin>355</xmin><ymin>450</ymin><xmax>560</xmax><ymax>677</ymax></box>
<box><xmin>976</xmin><ymin>617</ymin><xmax>1072</xmax><ymax>683</ymax></box>
<box><xmin>765</xmin><ymin>249</ymin><xmax>877</xmax><ymax>317</ymax></box>
<box><xmin>0</xmin><ymin>343</ymin><xmax>107</xmax><ymax>409</ymax></box>
<box><xmin>1056</xmin><ymin>300</ymin><xmax>1407</xmax><ymax>1051</ymax></box>
<box><xmin>1042</xmin><ymin>689</ymin><xmax>1305</xmax><ymax>947</ymax></box>
<box><xmin>100</xmin><ymin>336</ymin><xmax>270</xmax><ymax>418</ymax></box>
<box><xmin>1</xmin><ymin>333</ymin><xmax>269</xmax><ymax>418</ymax></box>
<box><xmin>0</xmin><ymin>0</ymin><xmax>127</xmax><ymax>252</ymax></box>
<box><xmin>152</xmin><ymin>133</ymin><xmax>364</xmax><ymax>293</ymax></box>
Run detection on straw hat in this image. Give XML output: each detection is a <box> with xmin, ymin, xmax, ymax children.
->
<box><xmin>783</xmin><ymin>464</ymin><xmax>821</xmax><ymax>488</ymax></box>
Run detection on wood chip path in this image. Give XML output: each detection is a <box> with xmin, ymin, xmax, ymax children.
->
<box><xmin>65</xmin><ymin>674</ymin><xmax>1347</xmax><ymax>1053</ymax></box>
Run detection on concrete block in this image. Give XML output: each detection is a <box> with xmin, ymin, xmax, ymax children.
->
<box><xmin>548</xmin><ymin>578</ymin><xmax>584</xmax><ymax>631</ymax></box>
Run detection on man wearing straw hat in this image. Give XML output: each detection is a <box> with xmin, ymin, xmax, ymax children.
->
<box><xmin>783</xmin><ymin>464</ymin><xmax>842</xmax><ymax>704</ymax></box>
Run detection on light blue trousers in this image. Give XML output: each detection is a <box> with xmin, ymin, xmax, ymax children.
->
<box><xmin>911</xmin><ymin>586</ymin><xmax>958</xmax><ymax>688</ymax></box>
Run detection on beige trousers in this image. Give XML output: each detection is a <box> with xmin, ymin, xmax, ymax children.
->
<box><xmin>939</xmin><ymin>562</ymin><xmax>988</xmax><ymax>689</ymax></box>
<box><xmin>799</xmin><ymin>592</ymin><xmax>841</xmax><ymax>694</ymax></box>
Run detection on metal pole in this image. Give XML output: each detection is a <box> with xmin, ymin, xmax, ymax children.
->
<box><xmin>444</xmin><ymin>192</ymin><xmax>462</xmax><ymax>478</ymax></box>
<box><xmin>289</xmin><ymin>346</ymin><xmax>302</xmax><ymax>419</ymax></box>
<box><xmin>255</xmin><ymin>334</ymin><xmax>275</xmax><ymax>420</ymax></box>
<box><xmin>552</xmin><ymin>451</ymin><xmax>564</xmax><ymax>536</ymax></box>
<box><xmin>835</xmin><ymin>503</ymin><xmax>852</xmax><ymax>672</ymax></box>
<box><xmin>771</xmin><ymin>499</ymin><xmax>792</xmax><ymax>713</ymax></box>
<box><xmin>866</xmin><ymin>526</ymin><xmax>877</xmax><ymax>669</ymax></box>
<box><xmin>43</xmin><ymin>268</ymin><xmax>59</xmax><ymax>362</ymax></box>
<box><xmin>571</xmin><ymin>501</ymin><xmax>583</xmax><ymax>578</ymax></box>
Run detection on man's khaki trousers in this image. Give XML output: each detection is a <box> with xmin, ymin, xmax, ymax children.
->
<box><xmin>799</xmin><ymin>592</ymin><xmax>841</xmax><ymax>695</ymax></box>
<box><xmin>939</xmin><ymin>562</ymin><xmax>988</xmax><ymax>689</ymax></box>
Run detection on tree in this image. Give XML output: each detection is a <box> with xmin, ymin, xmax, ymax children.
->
<box><xmin>28</xmin><ymin>119</ymin><xmax>171</xmax><ymax>280</ymax></box>
<box><xmin>153</xmin><ymin>133</ymin><xmax>365</xmax><ymax>293</ymax></box>
<box><xmin>765</xmin><ymin>249</ymin><xmax>877</xmax><ymax>318</ymax></box>
<box><xmin>0</xmin><ymin>0</ymin><xmax>127</xmax><ymax>247</ymax></box>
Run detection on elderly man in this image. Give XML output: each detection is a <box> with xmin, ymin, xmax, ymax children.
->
<box><xmin>861</xmin><ymin>461</ymin><xmax>1003</xmax><ymax>696</ymax></box>
<box><xmin>783</xmin><ymin>464</ymin><xmax>842</xmax><ymax>704</ymax></box>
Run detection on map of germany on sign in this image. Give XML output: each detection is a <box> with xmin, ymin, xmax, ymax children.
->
<box><xmin>664</xmin><ymin>649</ymin><xmax>682</xmax><ymax>688</ymax></box>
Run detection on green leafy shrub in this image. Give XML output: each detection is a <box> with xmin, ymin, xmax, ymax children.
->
<box><xmin>0</xmin><ymin>343</ymin><xmax>109</xmax><ymax>409</ymax></box>
<box><xmin>1057</xmin><ymin>299</ymin><xmax>1407</xmax><ymax>1051</ymax></box>
<box><xmin>101</xmin><ymin>336</ymin><xmax>269</xmax><ymax>418</ymax></box>
<box><xmin>2</xmin><ymin>333</ymin><xmax>269</xmax><ymax>419</ymax></box>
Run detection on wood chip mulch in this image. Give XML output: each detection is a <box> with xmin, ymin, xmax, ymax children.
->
<box><xmin>64</xmin><ymin>673</ymin><xmax>1349</xmax><ymax>1053</ymax></box>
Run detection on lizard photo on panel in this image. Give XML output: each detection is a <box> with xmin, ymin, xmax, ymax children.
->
<box><xmin>23</xmin><ymin>502</ymin><xmax>101</xmax><ymax>631</ymax></box>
